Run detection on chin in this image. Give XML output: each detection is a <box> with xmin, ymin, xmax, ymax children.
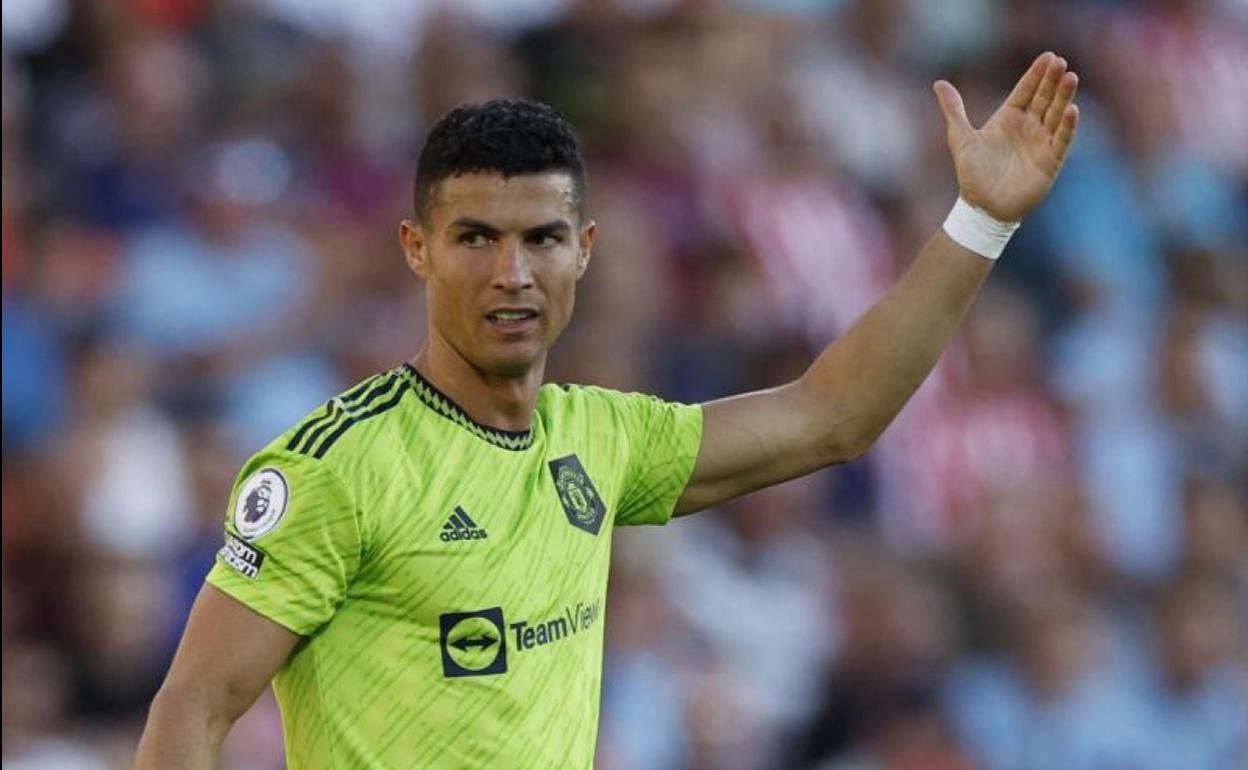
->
<box><xmin>484</xmin><ymin>359</ymin><xmax>537</xmax><ymax>378</ymax></box>
<box><xmin>475</xmin><ymin>347</ymin><xmax>545</xmax><ymax>379</ymax></box>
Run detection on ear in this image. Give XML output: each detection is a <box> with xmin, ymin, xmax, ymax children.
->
<box><xmin>400</xmin><ymin>219</ymin><xmax>430</xmax><ymax>280</ymax></box>
<box><xmin>575</xmin><ymin>219</ymin><xmax>597</xmax><ymax>279</ymax></box>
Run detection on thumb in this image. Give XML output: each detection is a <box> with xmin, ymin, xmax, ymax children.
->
<box><xmin>933</xmin><ymin>80</ymin><xmax>973</xmax><ymax>147</ymax></box>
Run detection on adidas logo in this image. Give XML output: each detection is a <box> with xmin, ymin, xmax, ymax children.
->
<box><xmin>441</xmin><ymin>506</ymin><xmax>488</xmax><ymax>542</ymax></box>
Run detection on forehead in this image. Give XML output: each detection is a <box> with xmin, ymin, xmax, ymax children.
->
<box><xmin>427</xmin><ymin>172</ymin><xmax>578</xmax><ymax>229</ymax></box>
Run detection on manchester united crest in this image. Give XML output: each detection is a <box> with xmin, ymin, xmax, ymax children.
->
<box><xmin>548</xmin><ymin>455</ymin><xmax>606</xmax><ymax>535</ymax></box>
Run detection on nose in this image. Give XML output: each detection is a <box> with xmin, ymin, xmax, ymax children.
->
<box><xmin>492</xmin><ymin>240</ymin><xmax>535</xmax><ymax>292</ymax></box>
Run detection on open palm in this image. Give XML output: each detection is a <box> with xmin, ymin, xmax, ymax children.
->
<box><xmin>935</xmin><ymin>52</ymin><xmax>1080</xmax><ymax>223</ymax></box>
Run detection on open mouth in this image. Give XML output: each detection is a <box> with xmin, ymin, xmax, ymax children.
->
<box><xmin>485</xmin><ymin>309</ymin><xmax>540</xmax><ymax>328</ymax></box>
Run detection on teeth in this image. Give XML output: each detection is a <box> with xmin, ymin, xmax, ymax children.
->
<box><xmin>491</xmin><ymin>311</ymin><xmax>533</xmax><ymax>321</ymax></box>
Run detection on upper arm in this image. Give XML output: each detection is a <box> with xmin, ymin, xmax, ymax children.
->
<box><xmin>674</xmin><ymin>227</ymin><xmax>1000</xmax><ymax>517</ymax></box>
<box><xmin>206</xmin><ymin>450</ymin><xmax>362</xmax><ymax>635</ymax></box>
<box><xmin>158</xmin><ymin>583</ymin><xmax>299</xmax><ymax>721</ymax></box>
<box><xmin>673</xmin><ymin>379</ymin><xmax>856</xmax><ymax>516</ymax></box>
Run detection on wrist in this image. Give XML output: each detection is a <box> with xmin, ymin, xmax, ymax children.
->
<box><xmin>941</xmin><ymin>197</ymin><xmax>1020</xmax><ymax>261</ymax></box>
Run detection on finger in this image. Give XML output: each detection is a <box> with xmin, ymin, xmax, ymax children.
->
<box><xmin>1004</xmin><ymin>51</ymin><xmax>1054</xmax><ymax>111</ymax></box>
<box><xmin>1029</xmin><ymin>56</ymin><xmax>1068</xmax><ymax>119</ymax></box>
<box><xmin>1053</xmin><ymin>103</ymin><xmax>1079</xmax><ymax>163</ymax></box>
<box><xmin>933</xmin><ymin>80</ymin><xmax>974</xmax><ymax>145</ymax></box>
<box><xmin>1043</xmin><ymin>71</ymin><xmax>1079</xmax><ymax>134</ymax></box>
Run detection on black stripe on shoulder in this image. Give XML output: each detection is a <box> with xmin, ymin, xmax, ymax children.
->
<box><xmin>294</xmin><ymin>404</ymin><xmax>347</xmax><ymax>455</ymax></box>
<box><xmin>291</xmin><ymin>373</ymin><xmax>401</xmax><ymax>456</ymax></box>
<box><xmin>286</xmin><ymin>401</ymin><xmax>337</xmax><ymax>451</ymax></box>
<box><xmin>342</xmin><ymin>373</ymin><xmax>384</xmax><ymax>403</ymax></box>
<box><xmin>295</xmin><ymin>373</ymin><xmax>402</xmax><ymax>455</ymax></box>
<box><xmin>285</xmin><ymin>374</ymin><xmax>387</xmax><ymax>451</ymax></box>
<box><xmin>310</xmin><ymin>379</ymin><xmax>412</xmax><ymax>459</ymax></box>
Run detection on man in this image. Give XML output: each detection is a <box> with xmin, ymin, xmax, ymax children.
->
<box><xmin>136</xmin><ymin>52</ymin><xmax>1079</xmax><ymax>769</ymax></box>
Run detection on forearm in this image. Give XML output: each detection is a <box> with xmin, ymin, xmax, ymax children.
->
<box><xmin>796</xmin><ymin>49</ymin><xmax>1080</xmax><ymax>457</ymax></box>
<box><xmin>798</xmin><ymin>227</ymin><xmax>992</xmax><ymax>457</ymax></box>
<box><xmin>677</xmin><ymin>53</ymin><xmax>1078</xmax><ymax>515</ymax></box>
<box><xmin>133</xmin><ymin>686</ymin><xmax>232</xmax><ymax>770</ymax></box>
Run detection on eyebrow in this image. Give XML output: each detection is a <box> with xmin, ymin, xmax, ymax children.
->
<box><xmin>449</xmin><ymin>217</ymin><xmax>572</xmax><ymax>238</ymax></box>
<box><xmin>450</xmin><ymin>217</ymin><xmax>502</xmax><ymax>237</ymax></box>
<box><xmin>523</xmin><ymin>220</ymin><xmax>572</xmax><ymax>238</ymax></box>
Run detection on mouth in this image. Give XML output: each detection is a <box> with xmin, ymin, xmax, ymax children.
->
<box><xmin>484</xmin><ymin>308</ymin><xmax>541</xmax><ymax>332</ymax></box>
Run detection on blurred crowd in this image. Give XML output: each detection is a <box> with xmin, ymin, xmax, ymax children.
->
<box><xmin>3</xmin><ymin>0</ymin><xmax>1247</xmax><ymax>768</ymax></box>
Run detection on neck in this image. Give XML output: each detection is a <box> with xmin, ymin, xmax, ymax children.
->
<box><xmin>411</xmin><ymin>335</ymin><xmax>543</xmax><ymax>433</ymax></box>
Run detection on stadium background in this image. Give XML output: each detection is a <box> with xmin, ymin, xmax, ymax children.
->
<box><xmin>2</xmin><ymin>0</ymin><xmax>1246</xmax><ymax>768</ymax></box>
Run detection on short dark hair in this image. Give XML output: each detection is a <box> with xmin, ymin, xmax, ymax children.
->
<box><xmin>414</xmin><ymin>99</ymin><xmax>587</xmax><ymax>223</ymax></box>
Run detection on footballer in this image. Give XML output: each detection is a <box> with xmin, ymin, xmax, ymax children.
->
<box><xmin>135</xmin><ymin>52</ymin><xmax>1079</xmax><ymax>769</ymax></box>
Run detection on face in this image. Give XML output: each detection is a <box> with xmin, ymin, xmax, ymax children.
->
<box><xmin>401</xmin><ymin>172</ymin><xmax>595</xmax><ymax>378</ymax></box>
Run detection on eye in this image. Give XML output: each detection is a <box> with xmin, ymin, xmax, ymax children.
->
<box><xmin>529</xmin><ymin>233</ymin><xmax>563</xmax><ymax>249</ymax></box>
<box><xmin>459</xmin><ymin>232</ymin><xmax>493</xmax><ymax>248</ymax></box>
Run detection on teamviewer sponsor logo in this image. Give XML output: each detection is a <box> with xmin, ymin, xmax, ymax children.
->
<box><xmin>510</xmin><ymin>600</ymin><xmax>600</xmax><ymax>651</ymax></box>
<box><xmin>439</xmin><ymin>607</ymin><xmax>507</xmax><ymax>678</ymax></box>
<box><xmin>439</xmin><ymin>600</ymin><xmax>602</xmax><ymax>679</ymax></box>
<box><xmin>440</xmin><ymin>506</ymin><xmax>488</xmax><ymax>543</ymax></box>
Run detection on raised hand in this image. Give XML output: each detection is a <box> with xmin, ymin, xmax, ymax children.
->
<box><xmin>934</xmin><ymin>52</ymin><xmax>1080</xmax><ymax>223</ymax></box>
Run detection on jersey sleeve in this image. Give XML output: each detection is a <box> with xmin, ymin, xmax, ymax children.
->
<box><xmin>205</xmin><ymin>448</ymin><xmax>362</xmax><ymax>636</ymax></box>
<box><xmin>613</xmin><ymin>392</ymin><xmax>703</xmax><ymax>527</ymax></box>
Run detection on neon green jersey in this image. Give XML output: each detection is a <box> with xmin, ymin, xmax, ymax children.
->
<box><xmin>206</xmin><ymin>363</ymin><xmax>702</xmax><ymax>769</ymax></box>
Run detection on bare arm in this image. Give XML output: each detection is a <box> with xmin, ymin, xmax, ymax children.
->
<box><xmin>676</xmin><ymin>52</ymin><xmax>1080</xmax><ymax>515</ymax></box>
<box><xmin>134</xmin><ymin>584</ymin><xmax>299</xmax><ymax>770</ymax></box>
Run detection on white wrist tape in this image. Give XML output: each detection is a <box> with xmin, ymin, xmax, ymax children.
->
<box><xmin>942</xmin><ymin>198</ymin><xmax>1020</xmax><ymax>261</ymax></box>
